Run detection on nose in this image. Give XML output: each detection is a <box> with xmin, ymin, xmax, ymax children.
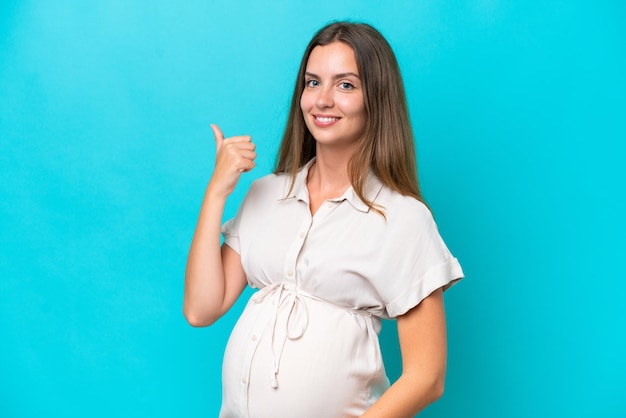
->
<box><xmin>315</xmin><ymin>85</ymin><xmax>334</xmax><ymax>109</ymax></box>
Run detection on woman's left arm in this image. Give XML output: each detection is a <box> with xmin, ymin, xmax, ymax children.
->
<box><xmin>361</xmin><ymin>288</ymin><xmax>447</xmax><ymax>418</ymax></box>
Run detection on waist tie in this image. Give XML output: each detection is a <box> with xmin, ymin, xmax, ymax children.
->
<box><xmin>250</xmin><ymin>282</ymin><xmax>376</xmax><ymax>389</ymax></box>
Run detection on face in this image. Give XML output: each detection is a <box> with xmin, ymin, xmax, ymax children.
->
<box><xmin>300</xmin><ymin>42</ymin><xmax>366</xmax><ymax>150</ymax></box>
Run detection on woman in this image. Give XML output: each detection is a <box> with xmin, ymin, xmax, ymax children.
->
<box><xmin>184</xmin><ymin>21</ymin><xmax>463</xmax><ymax>418</ymax></box>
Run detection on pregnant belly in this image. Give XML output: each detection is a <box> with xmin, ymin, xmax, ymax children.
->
<box><xmin>220</xmin><ymin>285</ymin><xmax>389</xmax><ymax>418</ymax></box>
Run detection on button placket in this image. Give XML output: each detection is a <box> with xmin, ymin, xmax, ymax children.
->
<box><xmin>238</xmin><ymin>308</ymin><xmax>270</xmax><ymax>412</ymax></box>
<box><xmin>283</xmin><ymin>216</ymin><xmax>312</xmax><ymax>281</ymax></box>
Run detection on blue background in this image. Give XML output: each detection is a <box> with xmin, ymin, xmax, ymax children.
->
<box><xmin>1</xmin><ymin>1</ymin><xmax>625</xmax><ymax>417</ymax></box>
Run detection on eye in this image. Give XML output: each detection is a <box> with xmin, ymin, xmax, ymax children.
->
<box><xmin>339</xmin><ymin>82</ymin><xmax>355</xmax><ymax>90</ymax></box>
<box><xmin>305</xmin><ymin>79</ymin><xmax>320</xmax><ymax>87</ymax></box>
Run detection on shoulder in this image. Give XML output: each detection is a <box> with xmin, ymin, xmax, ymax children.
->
<box><xmin>246</xmin><ymin>172</ymin><xmax>290</xmax><ymax>199</ymax></box>
<box><xmin>377</xmin><ymin>185</ymin><xmax>434</xmax><ymax>226</ymax></box>
<box><xmin>237</xmin><ymin>172</ymin><xmax>295</xmax><ymax>215</ymax></box>
<box><xmin>233</xmin><ymin>173</ymin><xmax>289</xmax><ymax>226</ymax></box>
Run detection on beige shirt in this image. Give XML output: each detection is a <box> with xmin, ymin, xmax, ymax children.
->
<box><xmin>219</xmin><ymin>160</ymin><xmax>463</xmax><ymax>418</ymax></box>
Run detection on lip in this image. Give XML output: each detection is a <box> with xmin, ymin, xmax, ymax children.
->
<box><xmin>312</xmin><ymin>114</ymin><xmax>341</xmax><ymax>127</ymax></box>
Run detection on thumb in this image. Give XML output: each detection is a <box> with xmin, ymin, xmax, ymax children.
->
<box><xmin>211</xmin><ymin>124</ymin><xmax>225</xmax><ymax>148</ymax></box>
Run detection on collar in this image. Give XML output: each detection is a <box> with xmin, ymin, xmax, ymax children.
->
<box><xmin>285</xmin><ymin>158</ymin><xmax>384</xmax><ymax>213</ymax></box>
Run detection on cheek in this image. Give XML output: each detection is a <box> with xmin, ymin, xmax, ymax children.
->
<box><xmin>340</xmin><ymin>96</ymin><xmax>365</xmax><ymax>119</ymax></box>
<box><xmin>356</xmin><ymin>97</ymin><xmax>367</xmax><ymax>122</ymax></box>
<box><xmin>300</xmin><ymin>91</ymin><xmax>313</xmax><ymax>113</ymax></box>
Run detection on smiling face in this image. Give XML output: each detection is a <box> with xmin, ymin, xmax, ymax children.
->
<box><xmin>300</xmin><ymin>42</ymin><xmax>367</xmax><ymax>151</ymax></box>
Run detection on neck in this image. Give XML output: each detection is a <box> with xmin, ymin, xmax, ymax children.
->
<box><xmin>308</xmin><ymin>146</ymin><xmax>353</xmax><ymax>193</ymax></box>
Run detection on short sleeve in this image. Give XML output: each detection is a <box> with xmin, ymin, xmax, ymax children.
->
<box><xmin>221</xmin><ymin>217</ymin><xmax>240</xmax><ymax>254</ymax></box>
<box><xmin>220</xmin><ymin>184</ymin><xmax>257</xmax><ymax>256</ymax></box>
<box><xmin>379</xmin><ymin>200</ymin><xmax>464</xmax><ymax>318</ymax></box>
<box><xmin>220</xmin><ymin>177</ymin><xmax>269</xmax><ymax>255</ymax></box>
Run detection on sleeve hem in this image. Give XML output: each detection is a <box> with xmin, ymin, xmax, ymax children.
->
<box><xmin>222</xmin><ymin>240</ymin><xmax>241</xmax><ymax>255</ymax></box>
<box><xmin>386</xmin><ymin>258</ymin><xmax>464</xmax><ymax>318</ymax></box>
<box><xmin>221</xmin><ymin>218</ymin><xmax>241</xmax><ymax>254</ymax></box>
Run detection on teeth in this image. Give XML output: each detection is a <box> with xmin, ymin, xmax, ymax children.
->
<box><xmin>315</xmin><ymin>116</ymin><xmax>339</xmax><ymax>123</ymax></box>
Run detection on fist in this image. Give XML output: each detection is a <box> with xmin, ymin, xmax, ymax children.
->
<box><xmin>208</xmin><ymin>124</ymin><xmax>257</xmax><ymax>196</ymax></box>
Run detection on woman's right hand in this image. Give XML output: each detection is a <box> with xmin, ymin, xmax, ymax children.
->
<box><xmin>183</xmin><ymin>123</ymin><xmax>252</xmax><ymax>327</ymax></box>
<box><xmin>208</xmin><ymin>124</ymin><xmax>257</xmax><ymax>198</ymax></box>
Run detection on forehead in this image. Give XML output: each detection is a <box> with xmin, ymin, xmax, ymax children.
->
<box><xmin>306</xmin><ymin>42</ymin><xmax>359</xmax><ymax>74</ymax></box>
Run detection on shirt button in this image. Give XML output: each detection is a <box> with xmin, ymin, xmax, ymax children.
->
<box><xmin>241</xmin><ymin>376</ymin><xmax>247</xmax><ymax>384</ymax></box>
<box><xmin>299</xmin><ymin>232</ymin><xmax>305</xmax><ymax>238</ymax></box>
<box><xmin>327</xmin><ymin>202</ymin><xmax>333</xmax><ymax>208</ymax></box>
<box><xmin>287</xmin><ymin>270</ymin><xmax>293</xmax><ymax>277</ymax></box>
<box><xmin>251</xmin><ymin>335</ymin><xmax>257</xmax><ymax>342</ymax></box>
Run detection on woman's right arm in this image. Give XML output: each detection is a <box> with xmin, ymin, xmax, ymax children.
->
<box><xmin>183</xmin><ymin>124</ymin><xmax>256</xmax><ymax>327</ymax></box>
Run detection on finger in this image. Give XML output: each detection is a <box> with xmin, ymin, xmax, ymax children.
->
<box><xmin>231</xmin><ymin>150</ymin><xmax>256</xmax><ymax>169</ymax></box>
<box><xmin>222</xmin><ymin>135</ymin><xmax>252</xmax><ymax>144</ymax></box>
<box><xmin>240</xmin><ymin>160</ymin><xmax>256</xmax><ymax>173</ymax></box>
<box><xmin>238</xmin><ymin>150</ymin><xmax>257</xmax><ymax>160</ymax></box>
<box><xmin>227</xmin><ymin>141</ymin><xmax>256</xmax><ymax>151</ymax></box>
<box><xmin>211</xmin><ymin>124</ymin><xmax>225</xmax><ymax>148</ymax></box>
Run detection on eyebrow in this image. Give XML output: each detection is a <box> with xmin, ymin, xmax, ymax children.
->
<box><xmin>305</xmin><ymin>71</ymin><xmax>361</xmax><ymax>80</ymax></box>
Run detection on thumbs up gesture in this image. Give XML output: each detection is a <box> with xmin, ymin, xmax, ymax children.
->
<box><xmin>208</xmin><ymin>124</ymin><xmax>257</xmax><ymax>198</ymax></box>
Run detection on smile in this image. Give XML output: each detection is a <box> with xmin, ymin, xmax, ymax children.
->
<box><xmin>314</xmin><ymin>115</ymin><xmax>340</xmax><ymax>124</ymax></box>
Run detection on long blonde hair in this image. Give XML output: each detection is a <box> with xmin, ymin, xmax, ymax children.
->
<box><xmin>275</xmin><ymin>22</ymin><xmax>426</xmax><ymax>210</ymax></box>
